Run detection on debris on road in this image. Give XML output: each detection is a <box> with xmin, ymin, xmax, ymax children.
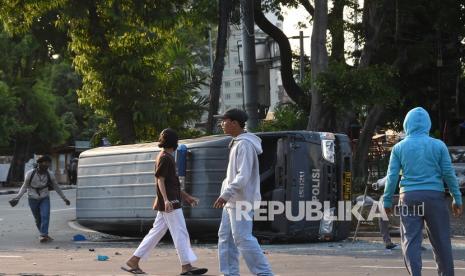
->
<box><xmin>97</xmin><ymin>255</ymin><xmax>109</xmax><ymax>261</ymax></box>
<box><xmin>73</xmin><ymin>234</ymin><xmax>86</xmax><ymax>241</ymax></box>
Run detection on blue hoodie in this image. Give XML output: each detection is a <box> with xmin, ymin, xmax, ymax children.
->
<box><xmin>383</xmin><ymin>107</ymin><xmax>462</xmax><ymax>208</ymax></box>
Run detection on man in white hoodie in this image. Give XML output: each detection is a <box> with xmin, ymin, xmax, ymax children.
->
<box><xmin>213</xmin><ymin>109</ymin><xmax>273</xmax><ymax>276</ymax></box>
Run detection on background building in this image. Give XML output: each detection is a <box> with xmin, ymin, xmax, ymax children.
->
<box><xmin>198</xmin><ymin>14</ymin><xmax>293</xmax><ymax>128</ymax></box>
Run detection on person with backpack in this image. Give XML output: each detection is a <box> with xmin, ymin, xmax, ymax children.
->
<box><xmin>9</xmin><ymin>155</ymin><xmax>71</xmax><ymax>243</ymax></box>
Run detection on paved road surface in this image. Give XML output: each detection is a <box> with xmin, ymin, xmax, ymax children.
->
<box><xmin>0</xmin><ymin>189</ymin><xmax>77</xmax><ymax>249</ymax></box>
<box><xmin>1</xmin><ymin>190</ymin><xmax>465</xmax><ymax>275</ymax></box>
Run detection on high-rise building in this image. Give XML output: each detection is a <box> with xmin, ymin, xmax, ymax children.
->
<box><xmin>197</xmin><ymin>14</ymin><xmax>292</xmax><ymax>128</ymax></box>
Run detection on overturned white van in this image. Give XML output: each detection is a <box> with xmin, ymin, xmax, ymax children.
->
<box><xmin>76</xmin><ymin>131</ymin><xmax>353</xmax><ymax>242</ymax></box>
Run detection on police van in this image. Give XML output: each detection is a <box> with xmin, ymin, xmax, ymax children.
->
<box><xmin>76</xmin><ymin>131</ymin><xmax>352</xmax><ymax>242</ymax></box>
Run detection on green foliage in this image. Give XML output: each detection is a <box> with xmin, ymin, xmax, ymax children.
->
<box><xmin>259</xmin><ymin>103</ymin><xmax>309</xmax><ymax>131</ymax></box>
<box><xmin>262</xmin><ymin>0</ymin><xmax>302</xmax><ymax>21</ymax></box>
<box><xmin>315</xmin><ymin>63</ymin><xmax>399</xmax><ymax>115</ymax></box>
<box><xmin>29</xmin><ymin>77</ymin><xmax>69</xmax><ymax>146</ymax></box>
<box><xmin>0</xmin><ymin>27</ymin><xmax>69</xmax><ymax>151</ymax></box>
<box><xmin>37</xmin><ymin>59</ymin><xmax>104</xmax><ymax>142</ymax></box>
<box><xmin>0</xmin><ymin>0</ymin><xmax>213</xmax><ymax>144</ymax></box>
<box><xmin>0</xmin><ymin>81</ymin><xmax>19</xmax><ymax>147</ymax></box>
<box><xmin>178</xmin><ymin>128</ymin><xmax>206</xmax><ymax>140</ymax></box>
<box><xmin>128</xmin><ymin>38</ymin><xmax>209</xmax><ymax>141</ymax></box>
<box><xmin>89</xmin><ymin>118</ymin><xmax>120</xmax><ymax>147</ymax></box>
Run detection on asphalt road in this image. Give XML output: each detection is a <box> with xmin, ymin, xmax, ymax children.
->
<box><xmin>1</xmin><ymin>190</ymin><xmax>465</xmax><ymax>275</ymax></box>
<box><xmin>0</xmin><ymin>189</ymin><xmax>78</xmax><ymax>249</ymax></box>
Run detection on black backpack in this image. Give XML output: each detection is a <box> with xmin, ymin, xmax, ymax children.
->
<box><xmin>29</xmin><ymin>169</ymin><xmax>54</xmax><ymax>195</ymax></box>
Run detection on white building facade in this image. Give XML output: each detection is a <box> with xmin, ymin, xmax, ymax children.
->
<box><xmin>198</xmin><ymin>15</ymin><xmax>292</xmax><ymax>127</ymax></box>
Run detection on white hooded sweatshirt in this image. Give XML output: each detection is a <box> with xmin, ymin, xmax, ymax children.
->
<box><xmin>220</xmin><ymin>132</ymin><xmax>262</xmax><ymax>209</ymax></box>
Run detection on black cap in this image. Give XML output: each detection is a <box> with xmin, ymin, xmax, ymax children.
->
<box><xmin>214</xmin><ymin>108</ymin><xmax>248</xmax><ymax>126</ymax></box>
<box><xmin>37</xmin><ymin>155</ymin><xmax>52</xmax><ymax>163</ymax></box>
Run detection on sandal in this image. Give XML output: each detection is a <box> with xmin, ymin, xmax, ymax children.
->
<box><xmin>121</xmin><ymin>266</ymin><xmax>146</xmax><ymax>274</ymax></box>
<box><xmin>180</xmin><ymin>267</ymin><xmax>208</xmax><ymax>275</ymax></box>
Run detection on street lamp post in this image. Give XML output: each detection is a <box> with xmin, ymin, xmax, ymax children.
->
<box><xmin>241</xmin><ymin>0</ymin><xmax>259</xmax><ymax>130</ymax></box>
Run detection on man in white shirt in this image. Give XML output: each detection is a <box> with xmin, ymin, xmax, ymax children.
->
<box><xmin>213</xmin><ymin>109</ymin><xmax>273</xmax><ymax>276</ymax></box>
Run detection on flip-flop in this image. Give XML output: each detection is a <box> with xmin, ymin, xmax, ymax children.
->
<box><xmin>121</xmin><ymin>266</ymin><xmax>146</xmax><ymax>274</ymax></box>
<box><xmin>180</xmin><ymin>267</ymin><xmax>208</xmax><ymax>275</ymax></box>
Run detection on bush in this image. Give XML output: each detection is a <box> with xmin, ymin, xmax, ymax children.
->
<box><xmin>258</xmin><ymin>103</ymin><xmax>309</xmax><ymax>132</ymax></box>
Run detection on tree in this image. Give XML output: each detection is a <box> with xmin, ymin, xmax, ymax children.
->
<box><xmin>0</xmin><ymin>28</ymin><xmax>69</xmax><ymax>183</ymax></box>
<box><xmin>0</xmin><ymin>1</ymin><xmax>210</xmax><ymax>144</ymax></box>
<box><xmin>206</xmin><ymin>0</ymin><xmax>235</xmax><ymax>134</ymax></box>
<box><xmin>307</xmin><ymin>0</ymin><xmax>331</xmax><ymax>131</ymax></box>
<box><xmin>255</xmin><ymin>0</ymin><xmax>309</xmax><ymax>108</ymax></box>
<box><xmin>0</xmin><ymin>82</ymin><xmax>19</xmax><ymax>147</ymax></box>
<box><xmin>259</xmin><ymin>0</ymin><xmax>353</xmax><ymax>129</ymax></box>
<box><xmin>249</xmin><ymin>0</ymin><xmax>464</xmax><ymax>192</ymax></box>
<box><xmin>258</xmin><ymin>103</ymin><xmax>309</xmax><ymax>131</ymax></box>
<box><xmin>35</xmin><ymin>59</ymin><xmax>108</xmax><ymax>143</ymax></box>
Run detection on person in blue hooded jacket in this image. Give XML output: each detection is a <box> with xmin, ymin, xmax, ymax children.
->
<box><xmin>383</xmin><ymin>107</ymin><xmax>463</xmax><ymax>276</ymax></box>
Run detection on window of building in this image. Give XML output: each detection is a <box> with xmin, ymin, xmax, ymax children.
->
<box><xmin>235</xmin><ymin>81</ymin><xmax>241</xmax><ymax>87</ymax></box>
<box><xmin>224</xmin><ymin>81</ymin><xmax>230</xmax><ymax>87</ymax></box>
<box><xmin>236</xmin><ymin>105</ymin><xmax>242</xmax><ymax>109</ymax></box>
<box><xmin>225</xmin><ymin>94</ymin><xmax>231</xmax><ymax>100</ymax></box>
<box><xmin>235</xmin><ymin>69</ymin><xmax>241</xmax><ymax>75</ymax></box>
<box><xmin>236</xmin><ymin>93</ymin><xmax>242</xmax><ymax>98</ymax></box>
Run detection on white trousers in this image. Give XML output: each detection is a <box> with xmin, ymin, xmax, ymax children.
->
<box><xmin>133</xmin><ymin>208</ymin><xmax>197</xmax><ymax>265</ymax></box>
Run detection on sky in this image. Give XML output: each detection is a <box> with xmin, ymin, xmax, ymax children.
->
<box><xmin>282</xmin><ymin>6</ymin><xmax>312</xmax><ymax>57</ymax></box>
<box><xmin>281</xmin><ymin>1</ymin><xmax>364</xmax><ymax>60</ymax></box>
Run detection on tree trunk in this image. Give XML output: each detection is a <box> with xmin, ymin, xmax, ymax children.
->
<box><xmin>352</xmin><ymin>0</ymin><xmax>387</xmax><ymax>191</ymax></box>
<box><xmin>113</xmin><ymin>105</ymin><xmax>137</xmax><ymax>144</ymax></box>
<box><xmin>352</xmin><ymin>104</ymin><xmax>384</xmax><ymax>191</ymax></box>
<box><xmin>359</xmin><ymin>0</ymin><xmax>386</xmax><ymax>68</ymax></box>
<box><xmin>254</xmin><ymin>0</ymin><xmax>307</xmax><ymax>107</ymax></box>
<box><xmin>328</xmin><ymin>0</ymin><xmax>346</xmax><ymax>62</ymax></box>
<box><xmin>7</xmin><ymin>136</ymin><xmax>32</xmax><ymax>185</ymax></box>
<box><xmin>307</xmin><ymin>0</ymin><xmax>330</xmax><ymax>131</ymax></box>
<box><xmin>88</xmin><ymin>1</ymin><xmax>137</xmax><ymax>144</ymax></box>
<box><xmin>299</xmin><ymin>0</ymin><xmax>315</xmax><ymax>17</ymax></box>
<box><xmin>206</xmin><ymin>0</ymin><xmax>233</xmax><ymax>134</ymax></box>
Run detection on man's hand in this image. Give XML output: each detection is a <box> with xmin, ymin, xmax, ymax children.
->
<box><xmin>164</xmin><ymin>200</ymin><xmax>173</xmax><ymax>213</ymax></box>
<box><xmin>213</xmin><ymin>197</ymin><xmax>227</xmax><ymax>208</ymax></box>
<box><xmin>64</xmin><ymin>199</ymin><xmax>71</xmax><ymax>206</ymax></box>
<box><xmin>9</xmin><ymin>198</ymin><xmax>19</xmax><ymax>208</ymax></box>
<box><xmin>452</xmin><ymin>203</ymin><xmax>463</xmax><ymax>217</ymax></box>
<box><xmin>185</xmin><ymin>196</ymin><xmax>200</xmax><ymax>207</ymax></box>
<box><xmin>384</xmin><ymin>207</ymin><xmax>393</xmax><ymax>216</ymax></box>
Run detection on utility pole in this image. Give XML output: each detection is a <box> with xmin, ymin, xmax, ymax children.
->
<box><xmin>241</xmin><ymin>0</ymin><xmax>259</xmax><ymax>130</ymax></box>
<box><xmin>299</xmin><ymin>30</ymin><xmax>305</xmax><ymax>82</ymax></box>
